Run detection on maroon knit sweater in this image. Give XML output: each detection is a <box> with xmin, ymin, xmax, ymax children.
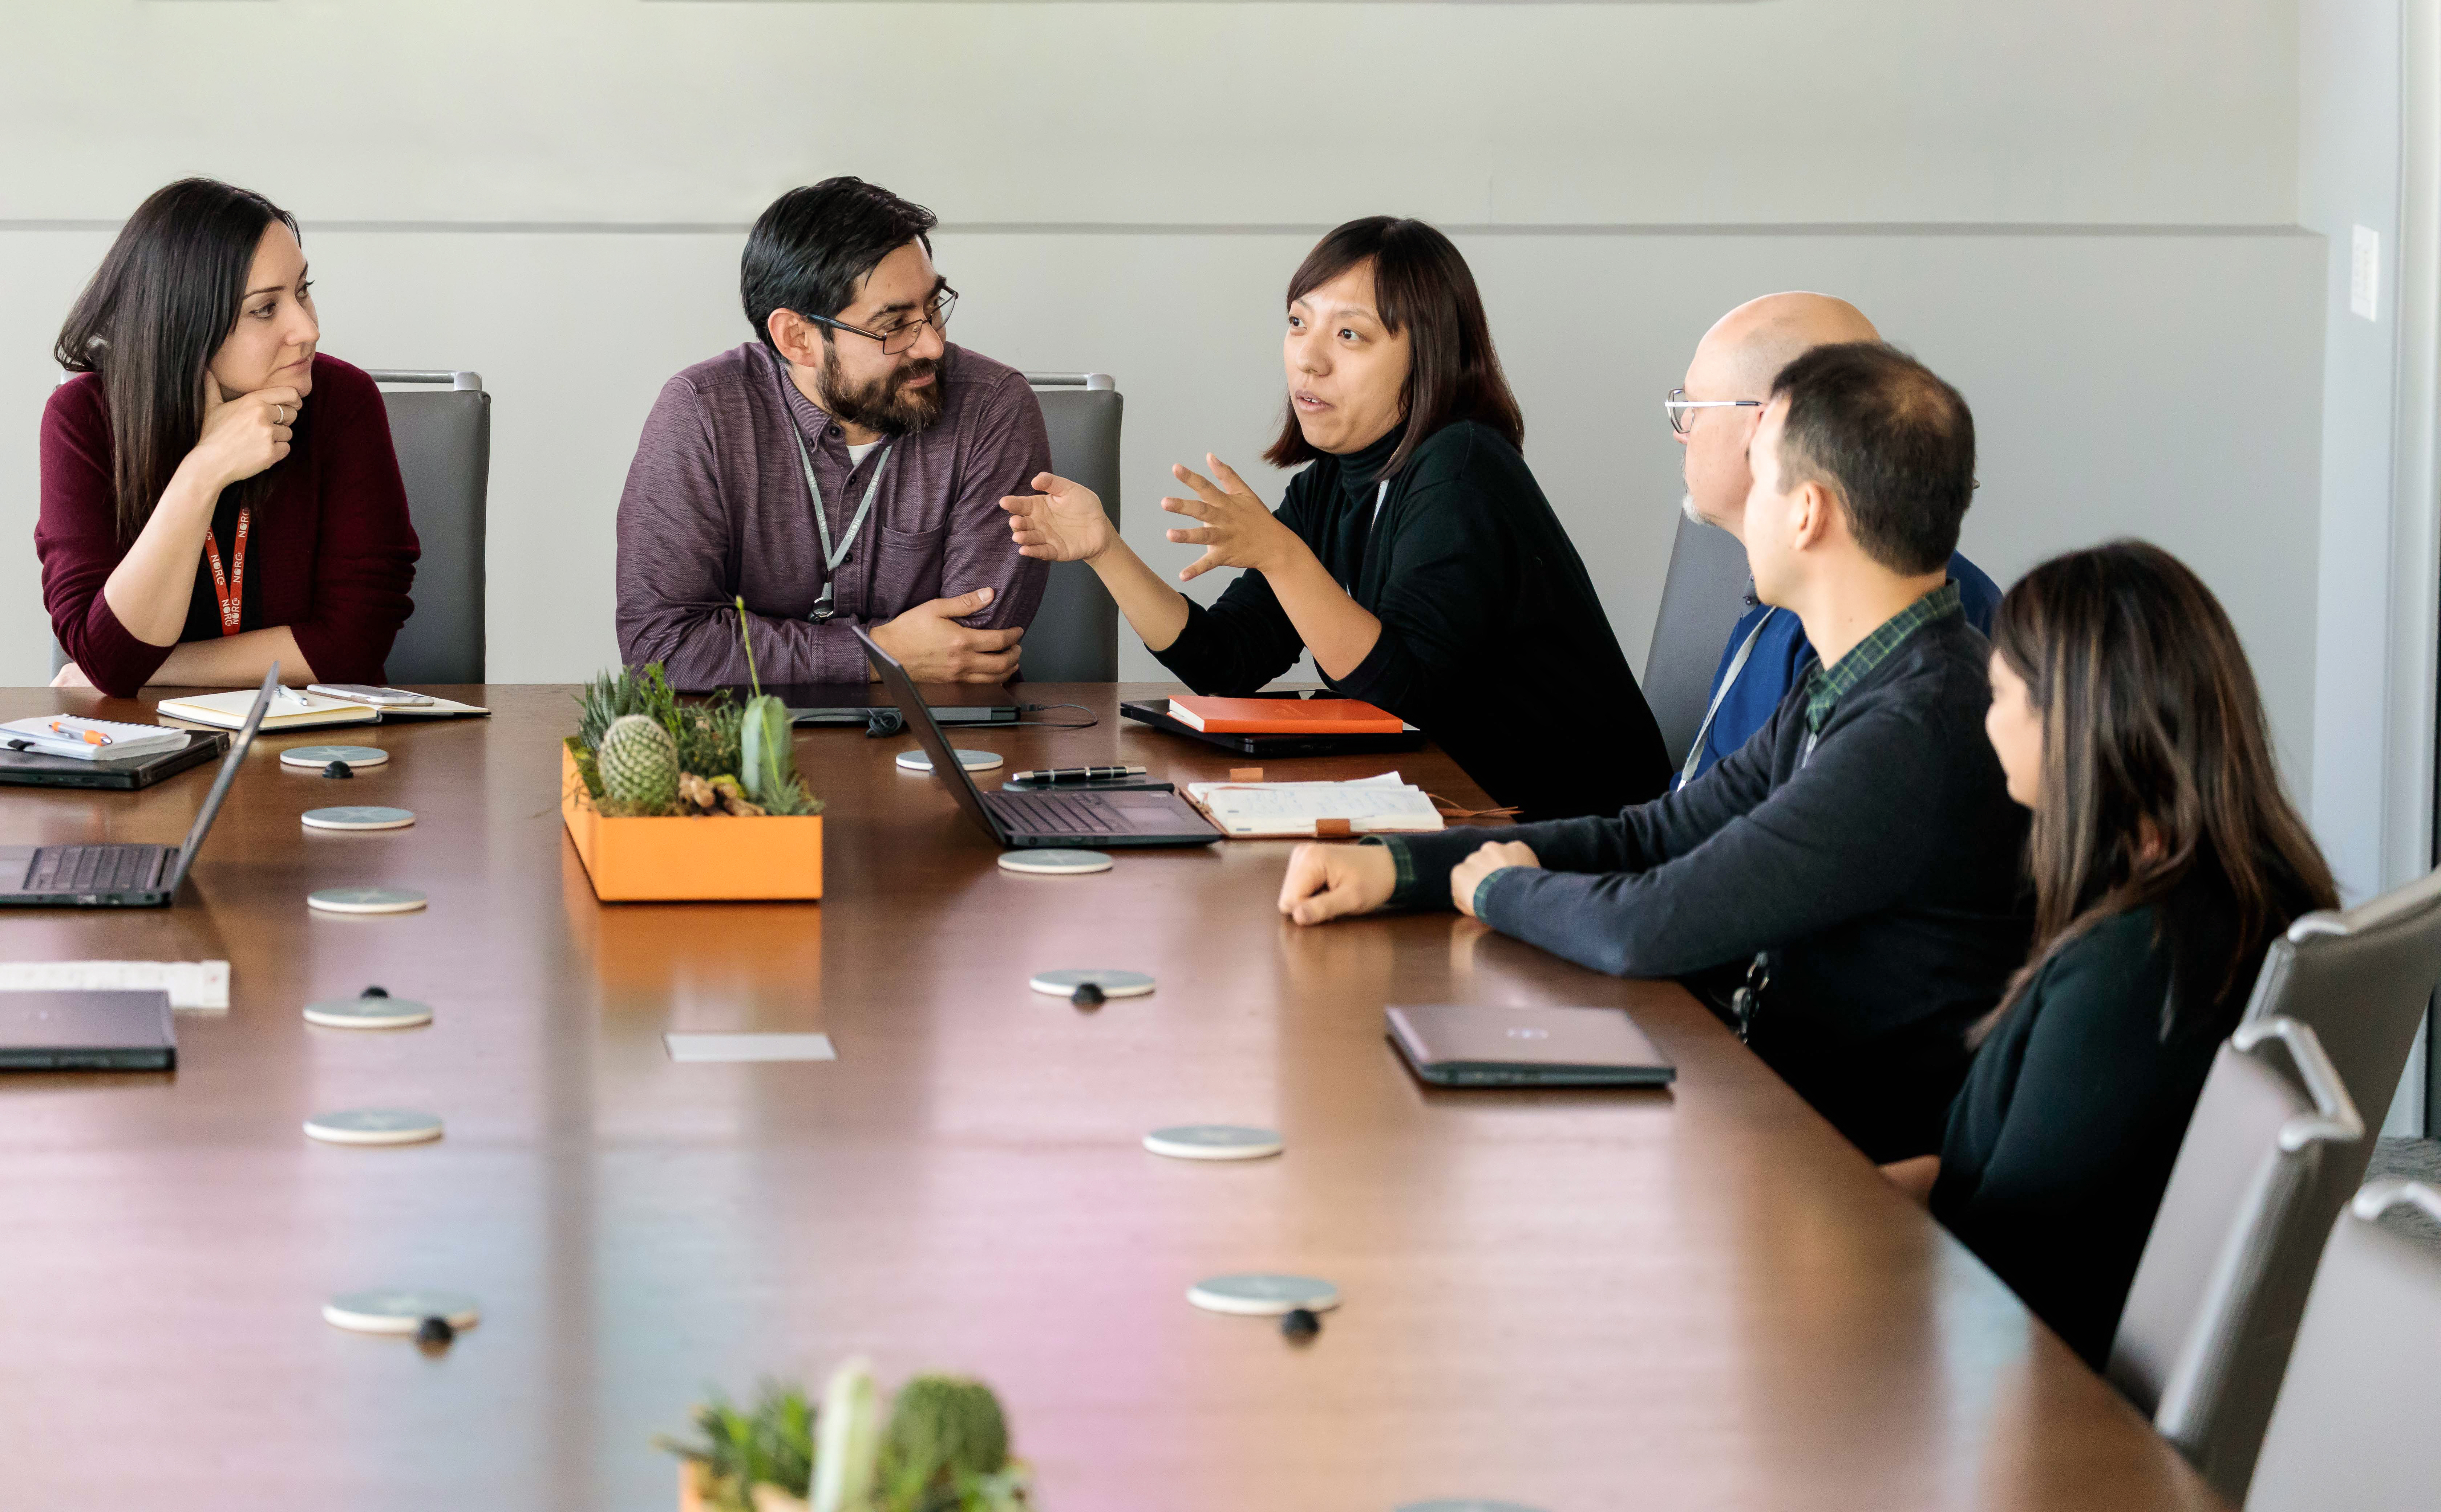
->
<box><xmin>38</xmin><ymin>354</ymin><xmax>420</xmax><ymax>696</ymax></box>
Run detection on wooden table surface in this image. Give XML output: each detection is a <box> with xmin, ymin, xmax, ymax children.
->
<box><xmin>0</xmin><ymin>683</ymin><xmax>2218</xmax><ymax>1511</ymax></box>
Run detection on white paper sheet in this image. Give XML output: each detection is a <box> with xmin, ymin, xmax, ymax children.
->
<box><xmin>0</xmin><ymin>960</ymin><xmax>230</xmax><ymax>1010</ymax></box>
<box><xmin>663</xmin><ymin>1033</ymin><xmax>837</xmax><ymax>1063</ymax></box>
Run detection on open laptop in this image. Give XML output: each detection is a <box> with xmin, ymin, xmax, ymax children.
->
<box><xmin>1386</xmin><ymin>1004</ymin><xmax>1678</xmax><ymax>1087</ymax></box>
<box><xmin>853</xmin><ymin>625</ymin><xmax>1219</xmax><ymax>850</ymax></box>
<box><xmin>0</xmin><ymin>666</ymin><xmax>277</xmax><ymax>908</ymax></box>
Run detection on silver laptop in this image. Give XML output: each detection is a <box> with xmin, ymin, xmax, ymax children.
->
<box><xmin>0</xmin><ymin>665</ymin><xmax>278</xmax><ymax>908</ymax></box>
<box><xmin>852</xmin><ymin>626</ymin><xmax>1219</xmax><ymax>849</ymax></box>
<box><xmin>1387</xmin><ymin>1004</ymin><xmax>1677</xmax><ymax>1087</ymax></box>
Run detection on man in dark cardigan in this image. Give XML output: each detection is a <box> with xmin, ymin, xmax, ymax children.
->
<box><xmin>1276</xmin><ymin>342</ymin><xmax>2033</xmax><ymax>1162</ymax></box>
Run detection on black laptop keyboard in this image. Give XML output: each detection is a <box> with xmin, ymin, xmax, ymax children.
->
<box><xmin>989</xmin><ymin>791</ymin><xmax>1119</xmax><ymax>835</ymax></box>
<box><xmin>27</xmin><ymin>845</ymin><xmax>164</xmax><ymax>893</ymax></box>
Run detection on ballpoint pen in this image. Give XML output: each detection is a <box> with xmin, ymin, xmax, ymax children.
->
<box><xmin>276</xmin><ymin>686</ymin><xmax>314</xmax><ymax>709</ymax></box>
<box><xmin>47</xmin><ymin>720</ymin><xmax>113</xmax><ymax>746</ymax></box>
<box><xmin>1008</xmin><ymin>764</ymin><xmax>1147</xmax><ymax>784</ymax></box>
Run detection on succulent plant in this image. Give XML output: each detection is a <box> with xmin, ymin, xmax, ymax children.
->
<box><xmin>878</xmin><ymin>1375</ymin><xmax>1009</xmax><ymax>1506</ymax></box>
<box><xmin>740</xmin><ymin>694</ymin><xmax>796</xmax><ymax>807</ymax></box>
<box><xmin>597</xmin><ymin>713</ymin><xmax>679</xmax><ymax>815</ymax></box>
<box><xmin>653</xmin><ymin>1382</ymin><xmax>815</xmax><ymax>1511</ymax></box>
<box><xmin>811</xmin><ymin>1358</ymin><xmax>882</xmax><ymax>1512</ymax></box>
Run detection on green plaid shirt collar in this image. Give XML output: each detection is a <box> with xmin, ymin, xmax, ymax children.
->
<box><xmin>1801</xmin><ymin>581</ymin><xmax>1962</xmax><ymax>734</ymax></box>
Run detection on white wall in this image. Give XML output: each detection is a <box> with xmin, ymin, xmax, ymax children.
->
<box><xmin>1</xmin><ymin>2</ymin><xmax>2328</xmax><ymax>768</ymax></box>
<box><xmin>2298</xmin><ymin>0</ymin><xmax>2441</xmax><ymax>1134</ymax></box>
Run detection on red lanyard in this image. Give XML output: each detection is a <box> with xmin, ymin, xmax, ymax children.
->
<box><xmin>203</xmin><ymin>506</ymin><xmax>249</xmax><ymax>637</ymax></box>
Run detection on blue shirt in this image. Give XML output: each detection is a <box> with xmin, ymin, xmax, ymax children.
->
<box><xmin>1677</xmin><ymin>551</ymin><xmax>2002</xmax><ymax>787</ymax></box>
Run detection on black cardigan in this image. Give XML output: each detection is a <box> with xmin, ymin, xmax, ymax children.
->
<box><xmin>1931</xmin><ymin>903</ymin><xmax>2239</xmax><ymax>1367</ymax></box>
<box><xmin>1152</xmin><ymin>420</ymin><xmax>1670</xmax><ymax>820</ymax></box>
<box><xmin>1385</xmin><ymin>611</ymin><xmax>2033</xmax><ymax>1162</ymax></box>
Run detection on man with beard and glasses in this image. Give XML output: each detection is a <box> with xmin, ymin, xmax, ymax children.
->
<box><xmin>616</xmin><ymin>177</ymin><xmax>1051</xmax><ymax>685</ymax></box>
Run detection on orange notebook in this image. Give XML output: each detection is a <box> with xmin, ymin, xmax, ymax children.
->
<box><xmin>1167</xmin><ymin>695</ymin><xmax>1405</xmax><ymax>735</ymax></box>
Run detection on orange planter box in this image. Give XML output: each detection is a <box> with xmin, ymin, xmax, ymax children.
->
<box><xmin>561</xmin><ymin>746</ymin><xmax>822</xmax><ymax>903</ymax></box>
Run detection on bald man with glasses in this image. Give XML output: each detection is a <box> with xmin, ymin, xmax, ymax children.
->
<box><xmin>1666</xmin><ymin>293</ymin><xmax>2000</xmax><ymax>786</ymax></box>
<box><xmin>616</xmin><ymin>177</ymin><xmax>1051</xmax><ymax>686</ymax></box>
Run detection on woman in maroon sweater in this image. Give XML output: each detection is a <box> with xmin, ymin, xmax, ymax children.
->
<box><xmin>39</xmin><ymin>178</ymin><xmax>417</xmax><ymax>697</ymax></box>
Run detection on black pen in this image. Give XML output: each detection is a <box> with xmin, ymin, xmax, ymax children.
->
<box><xmin>1009</xmin><ymin>764</ymin><xmax>1147</xmax><ymax>784</ymax></box>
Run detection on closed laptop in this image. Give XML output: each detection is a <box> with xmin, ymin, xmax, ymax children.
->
<box><xmin>1387</xmin><ymin>1004</ymin><xmax>1675</xmax><ymax>1087</ymax></box>
<box><xmin>0</xmin><ymin>989</ymin><xmax>177</xmax><ymax>1071</ymax></box>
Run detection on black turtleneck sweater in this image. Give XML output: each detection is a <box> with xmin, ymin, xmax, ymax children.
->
<box><xmin>1152</xmin><ymin>420</ymin><xmax>1671</xmax><ymax>819</ymax></box>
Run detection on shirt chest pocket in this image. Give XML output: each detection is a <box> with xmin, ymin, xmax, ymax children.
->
<box><xmin>871</xmin><ymin>521</ymin><xmax>946</xmax><ymax>613</ymax></box>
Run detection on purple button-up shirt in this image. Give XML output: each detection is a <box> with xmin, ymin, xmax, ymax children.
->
<box><xmin>615</xmin><ymin>341</ymin><xmax>1051</xmax><ymax>687</ymax></box>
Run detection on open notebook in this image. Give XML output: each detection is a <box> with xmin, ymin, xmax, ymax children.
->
<box><xmin>1183</xmin><ymin>772</ymin><xmax>1445</xmax><ymax>839</ymax></box>
<box><xmin>154</xmin><ymin>688</ymin><xmax>489</xmax><ymax>731</ymax></box>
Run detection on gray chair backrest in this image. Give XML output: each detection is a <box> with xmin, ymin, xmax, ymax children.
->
<box><xmin>1018</xmin><ymin>373</ymin><xmax>1121</xmax><ymax>684</ymax></box>
<box><xmin>369</xmin><ymin>370</ymin><xmax>489</xmax><ymax>685</ymax></box>
<box><xmin>2107</xmin><ymin>1016</ymin><xmax>2366</xmax><ymax>1506</ymax></box>
<box><xmin>1641</xmin><ymin>510</ymin><xmax>1753</xmax><ymax>770</ymax></box>
<box><xmin>2246</xmin><ymin>1179</ymin><xmax>2441</xmax><ymax>1512</ymax></box>
<box><xmin>2243</xmin><ymin>865</ymin><xmax>2441</xmax><ymax>1159</ymax></box>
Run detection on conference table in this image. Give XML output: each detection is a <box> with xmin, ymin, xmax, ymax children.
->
<box><xmin>0</xmin><ymin>682</ymin><xmax>2221</xmax><ymax>1511</ymax></box>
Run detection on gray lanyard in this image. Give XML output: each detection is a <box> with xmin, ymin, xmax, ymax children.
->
<box><xmin>1675</xmin><ymin>606</ymin><xmax>1777</xmax><ymax>789</ymax></box>
<box><xmin>781</xmin><ymin>404</ymin><xmax>892</xmax><ymax>623</ymax></box>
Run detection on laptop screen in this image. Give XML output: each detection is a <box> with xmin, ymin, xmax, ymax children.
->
<box><xmin>849</xmin><ymin>627</ymin><xmax>1007</xmax><ymax>846</ymax></box>
<box><xmin>164</xmin><ymin>665</ymin><xmax>279</xmax><ymax>892</ymax></box>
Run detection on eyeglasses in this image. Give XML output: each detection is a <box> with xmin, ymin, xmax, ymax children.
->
<box><xmin>1664</xmin><ymin>388</ymin><xmax>1764</xmax><ymax>436</ymax></box>
<box><xmin>811</xmin><ymin>287</ymin><xmax>958</xmax><ymax>356</ymax></box>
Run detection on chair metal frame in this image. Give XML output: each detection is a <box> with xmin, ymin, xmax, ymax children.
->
<box><xmin>2144</xmin><ymin>1016</ymin><xmax>2364</xmax><ymax>1455</ymax></box>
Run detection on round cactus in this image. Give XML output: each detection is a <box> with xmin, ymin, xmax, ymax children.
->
<box><xmin>880</xmin><ymin>1374</ymin><xmax>1009</xmax><ymax>1498</ymax></box>
<box><xmin>596</xmin><ymin>713</ymin><xmax>679</xmax><ymax>815</ymax></box>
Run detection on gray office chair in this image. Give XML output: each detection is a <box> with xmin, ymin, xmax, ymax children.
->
<box><xmin>2245</xmin><ymin>1179</ymin><xmax>2441</xmax><ymax>1512</ymax></box>
<box><xmin>1641</xmin><ymin>510</ymin><xmax>1753</xmax><ymax>771</ymax></box>
<box><xmin>2107</xmin><ymin>1016</ymin><xmax>2365</xmax><ymax>1507</ymax></box>
<box><xmin>1017</xmin><ymin>372</ymin><xmax>1121</xmax><ymax>684</ymax></box>
<box><xmin>368</xmin><ymin>369</ymin><xmax>489</xmax><ymax>685</ymax></box>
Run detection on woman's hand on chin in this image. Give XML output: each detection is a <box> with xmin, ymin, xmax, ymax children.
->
<box><xmin>1163</xmin><ymin>455</ymin><xmax>1299</xmax><ymax>583</ymax></box>
<box><xmin>1001</xmin><ymin>471</ymin><xmax>1116</xmax><ymax>563</ymax></box>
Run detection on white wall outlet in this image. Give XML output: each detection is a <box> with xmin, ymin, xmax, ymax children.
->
<box><xmin>2351</xmin><ymin>224</ymin><xmax>2381</xmax><ymax>321</ymax></box>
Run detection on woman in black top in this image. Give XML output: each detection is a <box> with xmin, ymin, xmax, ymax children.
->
<box><xmin>1882</xmin><ymin>541</ymin><xmax>2337</xmax><ymax>1367</ymax></box>
<box><xmin>1001</xmin><ymin>217</ymin><xmax>1669</xmax><ymax>819</ymax></box>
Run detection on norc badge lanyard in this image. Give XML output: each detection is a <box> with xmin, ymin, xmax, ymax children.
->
<box><xmin>774</xmin><ymin>365</ymin><xmax>893</xmax><ymax>624</ymax></box>
<box><xmin>204</xmin><ymin>507</ymin><xmax>250</xmax><ymax>636</ymax></box>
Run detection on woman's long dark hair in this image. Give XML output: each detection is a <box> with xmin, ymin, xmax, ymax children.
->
<box><xmin>1986</xmin><ymin>540</ymin><xmax>2337</xmax><ymax>1040</ymax></box>
<box><xmin>1263</xmin><ymin>216</ymin><xmax>1523</xmax><ymax>479</ymax></box>
<box><xmin>53</xmin><ymin>178</ymin><xmax>300</xmax><ymax>541</ymax></box>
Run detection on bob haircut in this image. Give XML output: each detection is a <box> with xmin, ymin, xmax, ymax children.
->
<box><xmin>1262</xmin><ymin>216</ymin><xmax>1523</xmax><ymax>479</ymax></box>
<box><xmin>54</xmin><ymin>178</ymin><xmax>300</xmax><ymax>540</ymax></box>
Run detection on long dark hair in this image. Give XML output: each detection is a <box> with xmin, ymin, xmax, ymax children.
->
<box><xmin>54</xmin><ymin>178</ymin><xmax>300</xmax><ymax>541</ymax></box>
<box><xmin>1986</xmin><ymin>540</ymin><xmax>2336</xmax><ymax>1040</ymax></box>
<box><xmin>1262</xmin><ymin>216</ymin><xmax>1523</xmax><ymax>479</ymax></box>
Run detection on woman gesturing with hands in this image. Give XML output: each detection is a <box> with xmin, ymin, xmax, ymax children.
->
<box><xmin>1004</xmin><ymin>216</ymin><xmax>1671</xmax><ymax>821</ymax></box>
<box><xmin>40</xmin><ymin>178</ymin><xmax>418</xmax><ymax>695</ymax></box>
<box><xmin>1006</xmin><ymin>449</ymin><xmax>1389</xmax><ymax>685</ymax></box>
